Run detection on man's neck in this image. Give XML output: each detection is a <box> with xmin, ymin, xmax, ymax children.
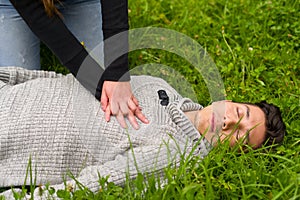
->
<box><xmin>184</xmin><ymin>110</ymin><xmax>200</xmax><ymax>131</ymax></box>
<box><xmin>184</xmin><ymin>110</ymin><xmax>216</xmax><ymax>145</ymax></box>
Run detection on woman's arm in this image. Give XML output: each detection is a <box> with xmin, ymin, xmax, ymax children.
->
<box><xmin>9</xmin><ymin>0</ymin><xmax>146</xmax><ymax>128</ymax></box>
<box><xmin>9</xmin><ymin>0</ymin><xmax>104</xmax><ymax>97</ymax></box>
<box><xmin>100</xmin><ymin>0</ymin><xmax>130</xmax><ymax>81</ymax></box>
<box><xmin>9</xmin><ymin>0</ymin><xmax>87</xmax><ymax>75</ymax></box>
<box><xmin>9</xmin><ymin>0</ymin><xmax>130</xmax><ymax>85</ymax></box>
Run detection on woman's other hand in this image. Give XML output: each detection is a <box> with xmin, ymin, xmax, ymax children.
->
<box><xmin>100</xmin><ymin>81</ymin><xmax>149</xmax><ymax>129</ymax></box>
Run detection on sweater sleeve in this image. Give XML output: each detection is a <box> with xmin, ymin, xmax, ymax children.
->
<box><xmin>28</xmin><ymin>143</ymin><xmax>181</xmax><ymax>198</ymax></box>
<box><xmin>0</xmin><ymin>67</ymin><xmax>62</xmax><ymax>85</ymax></box>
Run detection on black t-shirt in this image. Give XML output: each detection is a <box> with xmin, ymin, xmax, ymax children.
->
<box><xmin>9</xmin><ymin>0</ymin><xmax>130</xmax><ymax>99</ymax></box>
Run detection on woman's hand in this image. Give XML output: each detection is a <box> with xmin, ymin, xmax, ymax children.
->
<box><xmin>100</xmin><ymin>81</ymin><xmax>149</xmax><ymax>129</ymax></box>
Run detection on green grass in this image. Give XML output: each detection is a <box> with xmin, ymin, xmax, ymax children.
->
<box><xmin>4</xmin><ymin>0</ymin><xmax>299</xmax><ymax>199</ymax></box>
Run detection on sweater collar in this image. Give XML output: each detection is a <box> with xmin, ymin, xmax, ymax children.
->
<box><xmin>0</xmin><ymin>81</ymin><xmax>5</xmax><ymax>90</ymax></box>
<box><xmin>166</xmin><ymin>98</ymin><xmax>213</xmax><ymax>153</ymax></box>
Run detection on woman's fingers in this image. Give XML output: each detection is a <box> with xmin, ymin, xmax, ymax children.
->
<box><xmin>134</xmin><ymin>108</ymin><xmax>149</xmax><ymax>124</ymax></box>
<box><xmin>127</xmin><ymin>110</ymin><xmax>139</xmax><ymax>130</ymax></box>
<box><xmin>105</xmin><ymin>104</ymin><xmax>111</xmax><ymax>122</ymax></box>
<box><xmin>104</xmin><ymin>97</ymin><xmax>149</xmax><ymax>129</ymax></box>
<box><xmin>101</xmin><ymin>81</ymin><xmax>149</xmax><ymax>129</ymax></box>
<box><xmin>116</xmin><ymin>111</ymin><xmax>127</xmax><ymax>129</ymax></box>
<box><xmin>100</xmin><ymin>90</ymin><xmax>109</xmax><ymax>111</ymax></box>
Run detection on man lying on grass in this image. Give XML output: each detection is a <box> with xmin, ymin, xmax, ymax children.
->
<box><xmin>0</xmin><ymin>67</ymin><xmax>285</xmax><ymax>199</ymax></box>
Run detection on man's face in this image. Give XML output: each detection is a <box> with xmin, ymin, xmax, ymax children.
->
<box><xmin>197</xmin><ymin>101</ymin><xmax>266</xmax><ymax>148</ymax></box>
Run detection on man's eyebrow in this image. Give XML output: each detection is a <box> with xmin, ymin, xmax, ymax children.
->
<box><xmin>245</xmin><ymin>105</ymin><xmax>250</xmax><ymax>119</ymax></box>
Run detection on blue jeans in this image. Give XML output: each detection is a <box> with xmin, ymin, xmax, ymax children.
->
<box><xmin>0</xmin><ymin>0</ymin><xmax>103</xmax><ymax>70</ymax></box>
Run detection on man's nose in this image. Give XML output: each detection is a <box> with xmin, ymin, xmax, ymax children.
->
<box><xmin>222</xmin><ymin>116</ymin><xmax>239</xmax><ymax>130</ymax></box>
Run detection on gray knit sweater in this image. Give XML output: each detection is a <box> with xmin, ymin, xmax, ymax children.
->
<box><xmin>0</xmin><ymin>67</ymin><xmax>211</xmax><ymax>199</ymax></box>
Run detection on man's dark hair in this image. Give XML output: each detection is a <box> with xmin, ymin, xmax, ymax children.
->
<box><xmin>254</xmin><ymin>101</ymin><xmax>286</xmax><ymax>148</ymax></box>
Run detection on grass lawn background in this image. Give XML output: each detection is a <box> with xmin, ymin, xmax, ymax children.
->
<box><xmin>6</xmin><ymin>0</ymin><xmax>299</xmax><ymax>199</ymax></box>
